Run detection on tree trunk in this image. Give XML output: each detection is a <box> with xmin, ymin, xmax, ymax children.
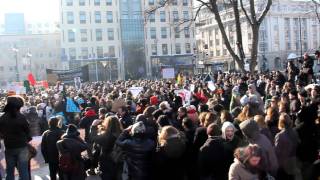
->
<box><xmin>250</xmin><ymin>25</ymin><xmax>260</xmax><ymax>73</ymax></box>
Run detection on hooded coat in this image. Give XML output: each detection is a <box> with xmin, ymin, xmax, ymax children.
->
<box><xmin>154</xmin><ymin>136</ymin><xmax>186</xmax><ymax>180</ymax></box>
<box><xmin>240</xmin><ymin>120</ymin><xmax>278</xmax><ymax>174</ymax></box>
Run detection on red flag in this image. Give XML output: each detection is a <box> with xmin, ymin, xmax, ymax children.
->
<box><xmin>42</xmin><ymin>81</ymin><xmax>49</xmax><ymax>89</ymax></box>
<box><xmin>28</xmin><ymin>73</ymin><xmax>36</xmax><ymax>86</ymax></box>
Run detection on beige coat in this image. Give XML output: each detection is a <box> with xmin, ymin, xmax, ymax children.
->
<box><xmin>228</xmin><ymin>159</ymin><xmax>259</xmax><ymax>180</ymax></box>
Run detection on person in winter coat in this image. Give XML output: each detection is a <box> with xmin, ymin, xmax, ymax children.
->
<box><xmin>229</xmin><ymin>144</ymin><xmax>269</xmax><ymax>180</ymax></box>
<box><xmin>0</xmin><ymin>96</ymin><xmax>32</xmax><ymax>180</ymax></box>
<box><xmin>194</xmin><ymin>112</ymin><xmax>217</xmax><ymax>151</ymax></box>
<box><xmin>117</xmin><ymin>106</ymin><xmax>133</xmax><ymax>129</ymax></box>
<box><xmin>274</xmin><ymin>113</ymin><xmax>301</xmax><ymax>180</ymax></box>
<box><xmin>198</xmin><ymin>123</ymin><xmax>227</xmax><ymax>180</ymax></box>
<box><xmin>154</xmin><ymin>126</ymin><xmax>186</xmax><ymax>180</ymax></box>
<box><xmin>57</xmin><ymin>124</ymin><xmax>88</xmax><ymax>180</ymax></box>
<box><xmin>221</xmin><ymin>121</ymin><xmax>244</xmax><ymax>170</ymax></box>
<box><xmin>25</xmin><ymin>106</ymin><xmax>42</xmax><ymax>137</ymax></box>
<box><xmin>90</xmin><ymin>116</ymin><xmax>122</xmax><ymax>180</ymax></box>
<box><xmin>239</xmin><ymin>119</ymin><xmax>278</xmax><ymax>175</ymax></box>
<box><xmin>79</xmin><ymin>107</ymin><xmax>98</xmax><ymax>142</ymax></box>
<box><xmin>41</xmin><ymin>117</ymin><xmax>65</xmax><ymax>180</ymax></box>
<box><xmin>254</xmin><ymin>115</ymin><xmax>273</xmax><ymax>144</ymax></box>
<box><xmin>116</xmin><ymin>121</ymin><xmax>156</xmax><ymax>180</ymax></box>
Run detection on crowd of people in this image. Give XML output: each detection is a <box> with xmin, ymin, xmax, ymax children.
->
<box><xmin>0</xmin><ymin>51</ymin><xmax>319</xmax><ymax>180</ymax></box>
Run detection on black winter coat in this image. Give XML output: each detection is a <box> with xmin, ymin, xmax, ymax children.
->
<box><xmin>116</xmin><ymin>131</ymin><xmax>156</xmax><ymax>180</ymax></box>
<box><xmin>0</xmin><ymin>113</ymin><xmax>32</xmax><ymax>149</ymax></box>
<box><xmin>193</xmin><ymin>127</ymin><xmax>208</xmax><ymax>152</ymax></box>
<box><xmin>198</xmin><ymin>136</ymin><xmax>228</xmax><ymax>180</ymax></box>
<box><xmin>41</xmin><ymin>127</ymin><xmax>64</xmax><ymax>163</ymax></box>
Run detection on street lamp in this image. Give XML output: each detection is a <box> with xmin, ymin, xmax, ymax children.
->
<box><xmin>299</xmin><ymin>10</ymin><xmax>314</xmax><ymax>59</ymax></box>
<box><xmin>11</xmin><ymin>46</ymin><xmax>19</xmax><ymax>82</ymax></box>
<box><xmin>26</xmin><ymin>50</ymin><xmax>32</xmax><ymax>73</ymax></box>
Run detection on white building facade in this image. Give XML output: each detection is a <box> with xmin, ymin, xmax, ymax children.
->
<box><xmin>196</xmin><ymin>0</ymin><xmax>320</xmax><ymax>71</ymax></box>
<box><xmin>60</xmin><ymin>0</ymin><xmax>195</xmax><ymax>79</ymax></box>
<box><xmin>0</xmin><ymin>33</ymin><xmax>64</xmax><ymax>84</ymax></box>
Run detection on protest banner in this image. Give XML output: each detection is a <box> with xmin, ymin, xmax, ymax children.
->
<box><xmin>128</xmin><ymin>87</ymin><xmax>144</xmax><ymax>98</ymax></box>
<box><xmin>46</xmin><ymin>65</ymin><xmax>89</xmax><ymax>85</ymax></box>
<box><xmin>162</xmin><ymin>68</ymin><xmax>175</xmax><ymax>79</ymax></box>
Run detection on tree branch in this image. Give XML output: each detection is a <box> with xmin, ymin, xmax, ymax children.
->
<box><xmin>240</xmin><ymin>0</ymin><xmax>253</xmax><ymax>25</ymax></box>
<box><xmin>257</xmin><ymin>0</ymin><xmax>272</xmax><ymax>24</ymax></box>
<box><xmin>313</xmin><ymin>0</ymin><xmax>320</xmax><ymax>23</ymax></box>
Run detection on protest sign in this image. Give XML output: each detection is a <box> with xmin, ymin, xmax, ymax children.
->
<box><xmin>129</xmin><ymin>87</ymin><xmax>144</xmax><ymax>98</ymax></box>
<box><xmin>207</xmin><ymin>81</ymin><xmax>216</xmax><ymax>91</ymax></box>
<box><xmin>174</xmin><ymin>89</ymin><xmax>191</xmax><ymax>105</ymax></box>
<box><xmin>66</xmin><ymin>97</ymin><xmax>81</xmax><ymax>113</ymax></box>
<box><xmin>162</xmin><ymin>68</ymin><xmax>175</xmax><ymax>79</ymax></box>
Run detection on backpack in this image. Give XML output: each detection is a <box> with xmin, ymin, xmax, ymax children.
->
<box><xmin>59</xmin><ymin>152</ymin><xmax>79</xmax><ymax>173</ymax></box>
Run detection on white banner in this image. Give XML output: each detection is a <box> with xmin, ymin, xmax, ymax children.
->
<box><xmin>128</xmin><ymin>87</ymin><xmax>144</xmax><ymax>98</ymax></box>
<box><xmin>162</xmin><ymin>68</ymin><xmax>175</xmax><ymax>79</ymax></box>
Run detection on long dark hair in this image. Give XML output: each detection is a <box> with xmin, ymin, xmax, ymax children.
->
<box><xmin>3</xmin><ymin>96</ymin><xmax>25</xmax><ymax>117</ymax></box>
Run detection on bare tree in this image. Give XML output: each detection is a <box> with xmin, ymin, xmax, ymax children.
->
<box><xmin>144</xmin><ymin>0</ymin><xmax>272</xmax><ymax>72</ymax></box>
<box><xmin>313</xmin><ymin>0</ymin><xmax>320</xmax><ymax>23</ymax></box>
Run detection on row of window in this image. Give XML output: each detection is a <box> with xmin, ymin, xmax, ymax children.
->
<box><xmin>148</xmin><ymin>11</ymin><xmax>189</xmax><ymax>23</ymax></box>
<box><xmin>65</xmin><ymin>11</ymin><xmax>115</xmax><ymax>24</ymax></box>
<box><xmin>148</xmin><ymin>0</ymin><xmax>189</xmax><ymax>6</ymax></box>
<box><xmin>67</xmin><ymin>46</ymin><xmax>116</xmax><ymax>60</ymax></box>
<box><xmin>149</xmin><ymin>27</ymin><xmax>190</xmax><ymax>39</ymax></box>
<box><xmin>67</xmin><ymin>28</ymin><xmax>116</xmax><ymax>42</ymax></box>
<box><xmin>150</xmin><ymin>43</ymin><xmax>192</xmax><ymax>55</ymax></box>
<box><xmin>65</xmin><ymin>0</ymin><xmax>112</xmax><ymax>6</ymax></box>
<box><xmin>0</xmin><ymin>64</ymin><xmax>58</xmax><ymax>72</ymax></box>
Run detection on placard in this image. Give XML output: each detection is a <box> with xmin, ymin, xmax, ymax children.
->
<box><xmin>128</xmin><ymin>87</ymin><xmax>144</xmax><ymax>98</ymax></box>
<box><xmin>162</xmin><ymin>68</ymin><xmax>175</xmax><ymax>79</ymax></box>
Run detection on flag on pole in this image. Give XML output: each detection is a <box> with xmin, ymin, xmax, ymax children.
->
<box><xmin>28</xmin><ymin>73</ymin><xmax>36</xmax><ymax>86</ymax></box>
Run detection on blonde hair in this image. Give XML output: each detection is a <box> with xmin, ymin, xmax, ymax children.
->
<box><xmin>99</xmin><ymin>116</ymin><xmax>123</xmax><ymax>137</ymax></box>
<box><xmin>278</xmin><ymin>113</ymin><xmax>292</xmax><ymax>130</ymax></box>
<box><xmin>237</xmin><ymin>105</ymin><xmax>249</xmax><ymax>122</ymax></box>
<box><xmin>199</xmin><ymin>112</ymin><xmax>208</xmax><ymax>126</ymax></box>
<box><xmin>254</xmin><ymin>115</ymin><xmax>267</xmax><ymax>128</ymax></box>
<box><xmin>158</xmin><ymin>126</ymin><xmax>180</xmax><ymax>146</ymax></box>
<box><xmin>204</xmin><ymin>112</ymin><xmax>216</xmax><ymax>127</ymax></box>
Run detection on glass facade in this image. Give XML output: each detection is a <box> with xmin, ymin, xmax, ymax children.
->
<box><xmin>120</xmin><ymin>0</ymin><xmax>146</xmax><ymax>79</ymax></box>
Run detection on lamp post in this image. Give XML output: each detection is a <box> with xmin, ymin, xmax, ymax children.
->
<box><xmin>12</xmin><ymin>46</ymin><xmax>19</xmax><ymax>82</ymax></box>
<box><xmin>26</xmin><ymin>50</ymin><xmax>32</xmax><ymax>73</ymax></box>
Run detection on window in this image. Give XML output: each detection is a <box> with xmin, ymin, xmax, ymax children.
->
<box><xmin>106</xmin><ymin>0</ymin><xmax>112</xmax><ymax>5</ymax></box>
<box><xmin>79</xmin><ymin>11</ymin><xmax>86</xmax><ymax>24</ymax></box>
<box><xmin>109</xmin><ymin>46</ymin><xmax>115</xmax><ymax>57</ymax></box>
<box><xmin>81</xmin><ymin>47</ymin><xmax>88</xmax><ymax>59</ymax></box>
<box><xmin>94</xmin><ymin>0</ymin><xmax>100</xmax><ymax>6</ymax></box>
<box><xmin>161</xmin><ymin>27</ymin><xmax>167</xmax><ymax>38</ymax></box>
<box><xmin>175</xmin><ymin>43</ymin><xmax>181</xmax><ymax>54</ymax></box>
<box><xmin>69</xmin><ymin>48</ymin><xmax>76</xmax><ymax>60</ymax></box>
<box><xmin>97</xmin><ymin>46</ymin><xmax>103</xmax><ymax>58</ymax></box>
<box><xmin>68</xmin><ymin>30</ymin><xmax>75</xmax><ymax>42</ymax></box>
<box><xmin>160</xmin><ymin>11</ymin><xmax>166</xmax><ymax>22</ymax></box>
<box><xmin>150</xmin><ymin>27</ymin><xmax>156</xmax><ymax>39</ymax></box>
<box><xmin>215</xmin><ymin>39</ymin><xmax>220</xmax><ymax>45</ymax></box>
<box><xmin>80</xmin><ymin>29</ymin><xmax>87</xmax><ymax>42</ymax></box>
<box><xmin>173</xmin><ymin>11</ymin><xmax>179</xmax><ymax>22</ymax></box>
<box><xmin>108</xmin><ymin>28</ymin><xmax>114</xmax><ymax>40</ymax></box>
<box><xmin>183</xmin><ymin>11</ymin><xmax>189</xmax><ymax>21</ymax></box>
<box><xmin>79</xmin><ymin>0</ymin><xmax>85</xmax><ymax>6</ymax></box>
<box><xmin>106</xmin><ymin>11</ymin><xmax>113</xmax><ymax>23</ymax></box>
<box><xmin>149</xmin><ymin>12</ymin><xmax>155</xmax><ymax>22</ymax></box>
<box><xmin>175</xmin><ymin>27</ymin><xmax>180</xmax><ymax>38</ymax></box>
<box><xmin>9</xmin><ymin>67</ymin><xmax>13</xmax><ymax>71</ymax></box>
<box><xmin>172</xmin><ymin>0</ymin><xmax>177</xmax><ymax>5</ymax></box>
<box><xmin>183</xmin><ymin>0</ymin><xmax>188</xmax><ymax>6</ymax></box>
<box><xmin>223</xmin><ymin>49</ymin><xmax>227</xmax><ymax>55</ymax></box>
<box><xmin>184</xmin><ymin>27</ymin><xmax>190</xmax><ymax>38</ymax></box>
<box><xmin>67</xmin><ymin>12</ymin><xmax>74</xmax><ymax>24</ymax></box>
<box><xmin>216</xmin><ymin>50</ymin><xmax>220</xmax><ymax>56</ymax></box>
<box><xmin>0</xmin><ymin>66</ymin><xmax>4</xmax><ymax>72</ymax></box>
<box><xmin>162</xmin><ymin>44</ymin><xmax>168</xmax><ymax>55</ymax></box>
<box><xmin>151</xmin><ymin>44</ymin><xmax>157</xmax><ymax>55</ymax></box>
<box><xmin>96</xmin><ymin>29</ymin><xmax>103</xmax><ymax>41</ymax></box>
<box><xmin>185</xmin><ymin>43</ymin><xmax>191</xmax><ymax>53</ymax></box>
<box><xmin>95</xmin><ymin>11</ymin><xmax>101</xmax><ymax>23</ymax></box>
<box><xmin>149</xmin><ymin>0</ymin><xmax>154</xmax><ymax>5</ymax></box>
<box><xmin>66</xmin><ymin>0</ymin><xmax>73</xmax><ymax>6</ymax></box>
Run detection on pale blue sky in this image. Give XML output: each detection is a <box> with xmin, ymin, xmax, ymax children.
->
<box><xmin>0</xmin><ymin>0</ymin><xmax>59</xmax><ymax>23</ymax></box>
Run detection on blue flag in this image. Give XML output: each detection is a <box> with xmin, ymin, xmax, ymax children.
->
<box><xmin>66</xmin><ymin>97</ymin><xmax>81</xmax><ymax>113</ymax></box>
